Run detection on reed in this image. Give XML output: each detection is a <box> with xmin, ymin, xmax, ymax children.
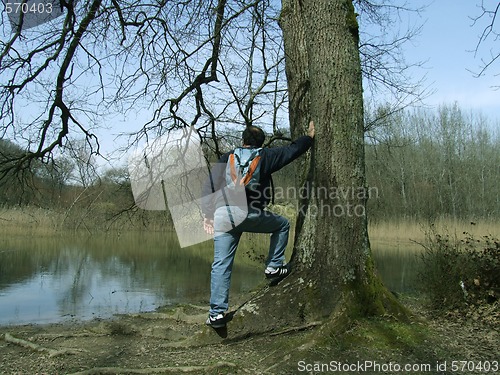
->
<box><xmin>1</xmin><ymin>205</ymin><xmax>499</xmax><ymax>244</ymax></box>
<box><xmin>0</xmin><ymin>205</ymin><xmax>173</xmax><ymax>236</ymax></box>
<box><xmin>368</xmin><ymin>217</ymin><xmax>500</xmax><ymax>248</ymax></box>
<box><xmin>0</xmin><ymin>206</ymin><xmax>62</xmax><ymax>236</ymax></box>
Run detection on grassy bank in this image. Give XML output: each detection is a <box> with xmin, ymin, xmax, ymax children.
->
<box><xmin>0</xmin><ymin>205</ymin><xmax>172</xmax><ymax>236</ymax></box>
<box><xmin>1</xmin><ymin>204</ymin><xmax>499</xmax><ymax>240</ymax></box>
<box><xmin>368</xmin><ymin>217</ymin><xmax>500</xmax><ymax>247</ymax></box>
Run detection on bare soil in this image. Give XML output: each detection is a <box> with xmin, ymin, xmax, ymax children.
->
<box><xmin>0</xmin><ymin>296</ymin><xmax>498</xmax><ymax>375</ymax></box>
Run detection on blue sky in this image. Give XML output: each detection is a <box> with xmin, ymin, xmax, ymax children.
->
<box><xmin>397</xmin><ymin>0</ymin><xmax>500</xmax><ymax>122</ymax></box>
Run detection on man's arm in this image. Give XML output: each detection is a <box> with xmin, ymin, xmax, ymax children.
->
<box><xmin>201</xmin><ymin>157</ymin><xmax>226</xmax><ymax>218</ymax></box>
<box><xmin>201</xmin><ymin>153</ymin><xmax>230</xmax><ymax>234</ymax></box>
<box><xmin>201</xmin><ymin>163</ymin><xmax>220</xmax><ymax>235</ymax></box>
<box><xmin>263</xmin><ymin>121</ymin><xmax>315</xmax><ymax>174</ymax></box>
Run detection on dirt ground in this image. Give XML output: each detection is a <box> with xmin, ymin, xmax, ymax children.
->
<box><xmin>0</xmin><ymin>296</ymin><xmax>498</xmax><ymax>375</ymax></box>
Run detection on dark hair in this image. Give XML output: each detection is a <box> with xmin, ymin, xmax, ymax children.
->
<box><xmin>242</xmin><ymin>125</ymin><xmax>265</xmax><ymax>147</ymax></box>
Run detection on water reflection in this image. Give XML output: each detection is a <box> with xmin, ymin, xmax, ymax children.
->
<box><xmin>0</xmin><ymin>233</ymin><xmax>262</xmax><ymax>326</ymax></box>
<box><xmin>371</xmin><ymin>241</ymin><xmax>422</xmax><ymax>294</ymax></box>
<box><xmin>0</xmin><ymin>233</ymin><xmax>422</xmax><ymax>326</ymax></box>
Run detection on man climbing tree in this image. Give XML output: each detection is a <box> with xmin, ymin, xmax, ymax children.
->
<box><xmin>202</xmin><ymin>122</ymin><xmax>315</xmax><ymax>329</ymax></box>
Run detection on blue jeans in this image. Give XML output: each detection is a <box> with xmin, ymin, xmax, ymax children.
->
<box><xmin>209</xmin><ymin>206</ymin><xmax>290</xmax><ymax>316</ymax></box>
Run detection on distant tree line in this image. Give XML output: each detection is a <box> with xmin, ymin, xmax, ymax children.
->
<box><xmin>365</xmin><ymin>103</ymin><xmax>500</xmax><ymax>221</ymax></box>
<box><xmin>1</xmin><ymin>103</ymin><xmax>499</xmax><ymax>223</ymax></box>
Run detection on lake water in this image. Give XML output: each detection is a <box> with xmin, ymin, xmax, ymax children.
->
<box><xmin>0</xmin><ymin>232</ymin><xmax>421</xmax><ymax>326</ymax></box>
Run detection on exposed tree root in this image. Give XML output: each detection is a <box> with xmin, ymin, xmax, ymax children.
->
<box><xmin>2</xmin><ymin>333</ymin><xmax>86</xmax><ymax>357</ymax></box>
<box><xmin>129</xmin><ymin>306</ymin><xmax>207</xmax><ymax>324</ymax></box>
<box><xmin>269</xmin><ymin>321</ymin><xmax>322</xmax><ymax>336</ymax></box>
<box><xmin>66</xmin><ymin>362</ymin><xmax>237</xmax><ymax>374</ymax></box>
<box><xmin>263</xmin><ymin>353</ymin><xmax>293</xmax><ymax>374</ymax></box>
<box><xmin>35</xmin><ymin>332</ymin><xmax>107</xmax><ymax>341</ymax></box>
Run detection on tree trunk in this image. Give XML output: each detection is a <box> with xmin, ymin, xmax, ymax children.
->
<box><xmin>236</xmin><ymin>0</ymin><xmax>407</xmax><ymax>333</ymax></box>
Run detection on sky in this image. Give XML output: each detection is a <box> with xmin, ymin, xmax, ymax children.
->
<box><xmin>394</xmin><ymin>0</ymin><xmax>500</xmax><ymax>122</ymax></box>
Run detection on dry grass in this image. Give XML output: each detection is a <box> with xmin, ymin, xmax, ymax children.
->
<box><xmin>0</xmin><ymin>205</ymin><xmax>172</xmax><ymax>236</ymax></box>
<box><xmin>368</xmin><ymin>217</ymin><xmax>500</xmax><ymax>248</ymax></box>
<box><xmin>1</xmin><ymin>205</ymin><xmax>499</xmax><ymax>245</ymax></box>
<box><xmin>0</xmin><ymin>206</ymin><xmax>62</xmax><ymax>236</ymax></box>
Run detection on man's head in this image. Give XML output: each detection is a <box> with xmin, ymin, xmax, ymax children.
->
<box><xmin>242</xmin><ymin>125</ymin><xmax>265</xmax><ymax>147</ymax></box>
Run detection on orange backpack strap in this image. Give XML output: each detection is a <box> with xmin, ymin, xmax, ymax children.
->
<box><xmin>228</xmin><ymin>153</ymin><xmax>238</xmax><ymax>183</ymax></box>
<box><xmin>240</xmin><ymin>155</ymin><xmax>261</xmax><ymax>186</ymax></box>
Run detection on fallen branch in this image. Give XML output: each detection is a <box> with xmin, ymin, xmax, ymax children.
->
<box><xmin>35</xmin><ymin>332</ymin><xmax>107</xmax><ymax>341</ymax></box>
<box><xmin>2</xmin><ymin>333</ymin><xmax>85</xmax><ymax>357</ymax></box>
<box><xmin>269</xmin><ymin>321</ymin><xmax>322</xmax><ymax>336</ymax></box>
<box><xmin>67</xmin><ymin>362</ymin><xmax>237</xmax><ymax>374</ymax></box>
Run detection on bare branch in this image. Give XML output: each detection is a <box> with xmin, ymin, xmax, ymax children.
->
<box><xmin>469</xmin><ymin>1</ymin><xmax>500</xmax><ymax>79</ymax></box>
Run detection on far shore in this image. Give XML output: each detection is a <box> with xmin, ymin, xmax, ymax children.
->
<box><xmin>1</xmin><ymin>205</ymin><xmax>498</xmax><ymax>243</ymax></box>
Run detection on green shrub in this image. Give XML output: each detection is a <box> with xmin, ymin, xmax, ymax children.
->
<box><xmin>418</xmin><ymin>230</ymin><xmax>499</xmax><ymax>310</ymax></box>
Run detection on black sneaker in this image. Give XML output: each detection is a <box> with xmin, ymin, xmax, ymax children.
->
<box><xmin>205</xmin><ymin>313</ymin><xmax>226</xmax><ymax>328</ymax></box>
<box><xmin>265</xmin><ymin>264</ymin><xmax>291</xmax><ymax>286</ymax></box>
